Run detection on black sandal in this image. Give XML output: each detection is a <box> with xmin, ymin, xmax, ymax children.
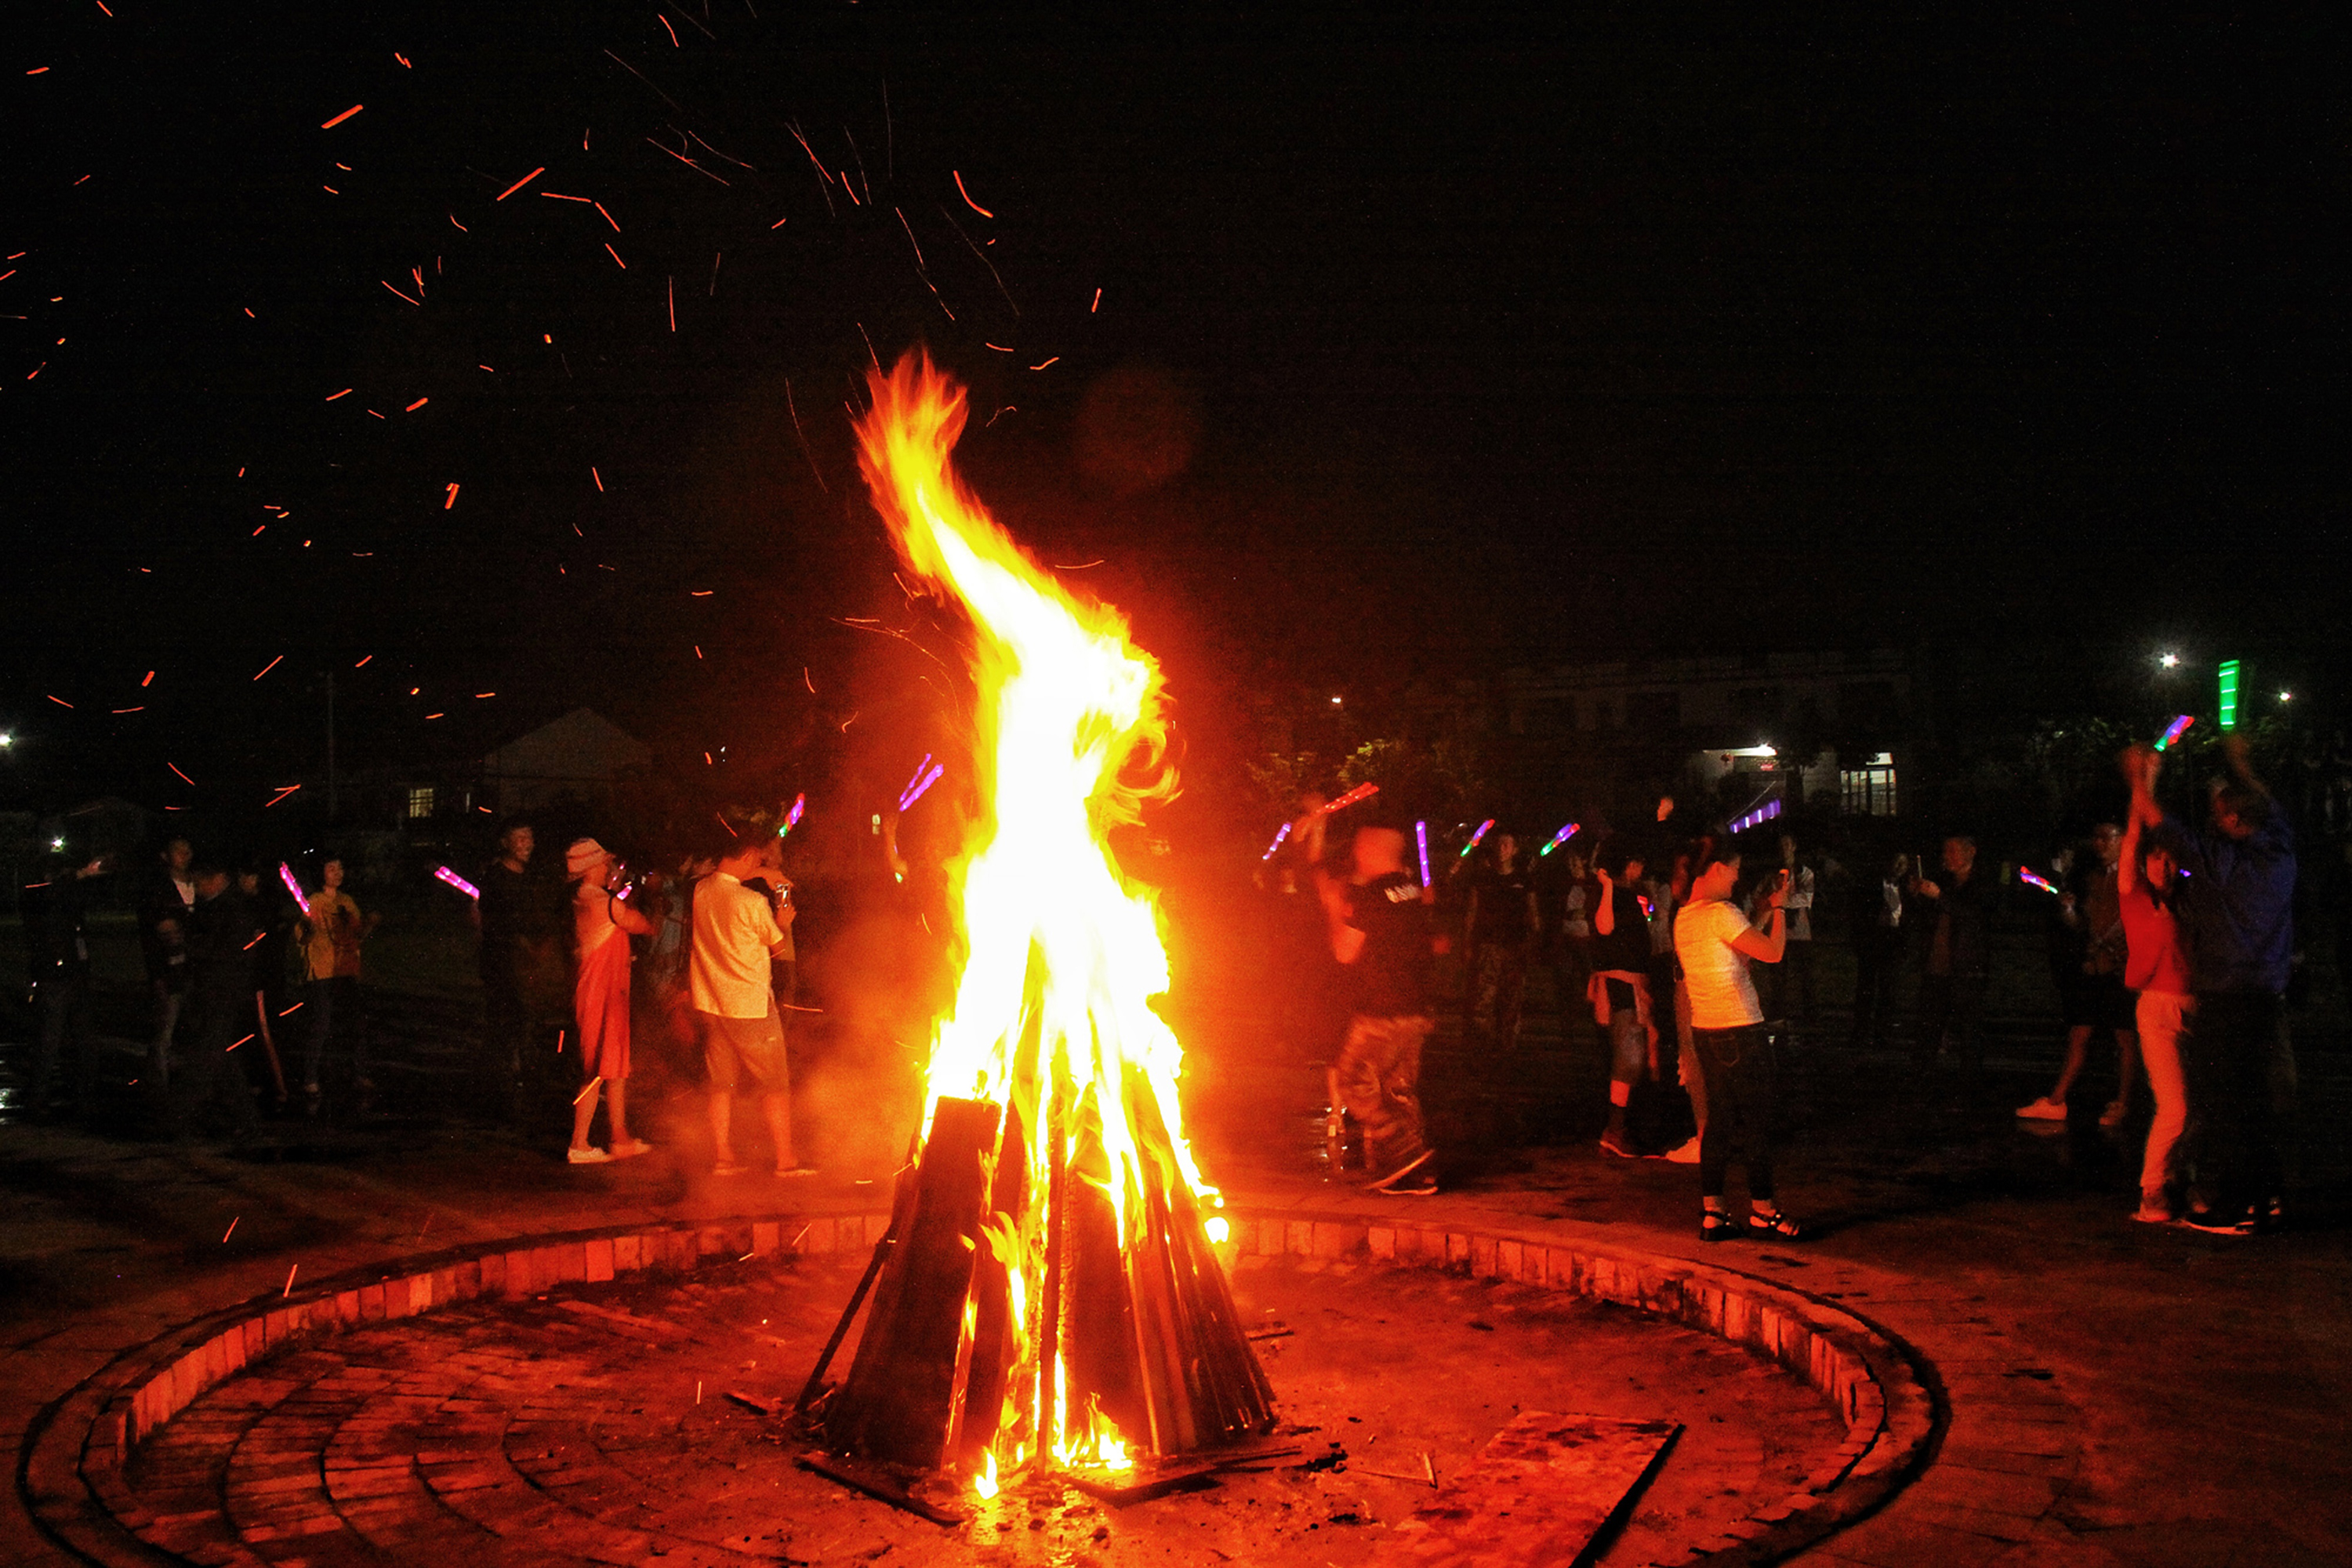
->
<box><xmin>1700</xmin><ymin>1211</ymin><xmax>1737</xmax><ymax>1243</ymax></box>
<box><xmin>1746</xmin><ymin>1208</ymin><xmax>1804</xmax><ymax>1240</ymax></box>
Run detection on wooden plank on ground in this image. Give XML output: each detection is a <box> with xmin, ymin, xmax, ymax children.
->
<box><xmin>1408</xmin><ymin>1411</ymin><xmax>1679</xmax><ymax>1567</ymax></box>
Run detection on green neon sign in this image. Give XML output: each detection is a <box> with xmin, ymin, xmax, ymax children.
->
<box><xmin>2218</xmin><ymin>659</ymin><xmax>2241</xmax><ymax>731</ymax></box>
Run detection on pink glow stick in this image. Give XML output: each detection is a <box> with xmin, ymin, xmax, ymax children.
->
<box><xmin>898</xmin><ymin>762</ymin><xmax>945</xmax><ymax>812</ymax></box>
<box><xmin>434</xmin><ymin>866</ymin><xmax>481</xmax><ymax>901</ymax></box>
<box><xmin>278</xmin><ymin>862</ymin><xmax>310</xmax><ymax>916</ymax></box>
<box><xmin>1415</xmin><ymin>821</ymin><xmax>1431</xmax><ymax>885</ymax></box>
<box><xmin>1260</xmin><ymin>821</ymin><xmax>1292</xmax><ymax>862</ymax></box>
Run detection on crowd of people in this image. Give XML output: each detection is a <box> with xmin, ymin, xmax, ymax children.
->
<box><xmin>1274</xmin><ymin>731</ymin><xmax>2301</xmax><ymax>1238</ymax></box>
<box><xmin>17</xmin><ymin>807</ymin><xmax>823</xmax><ymax>1179</ymax></box>
<box><xmin>21</xmin><ymin>836</ymin><xmax>378</xmax><ymax>1136</ymax></box>
<box><xmin>14</xmin><ymin>734</ymin><xmax>2307</xmax><ymax>1237</ymax></box>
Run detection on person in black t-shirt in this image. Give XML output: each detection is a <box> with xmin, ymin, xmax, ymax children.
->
<box><xmin>1464</xmin><ymin>832</ymin><xmax>1540</xmax><ymax>1056</ymax></box>
<box><xmin>22</xmin><ymin>848</ymin><xmax>103</xmax><ymax>1118</ymax></box>
<box><xmin>1319</xmin><ymin>825</ymin><xmax>1440</xmax><ymax>1193</ymax></box>
<box><xmin>1591</xmin><ymin>844</ymin><xmax>1658</xmax><ymax>1157</ymax></box>
<box><xmin>172</xmin><ymin>866</ymin><xmax>263</xmax><ymax>1138</ymax></box>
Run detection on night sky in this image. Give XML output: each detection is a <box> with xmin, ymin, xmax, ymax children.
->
<box><xmin>2</xmin><ymin>5</ymin><xmax>2340</xmax><ymax>818</ymax></box>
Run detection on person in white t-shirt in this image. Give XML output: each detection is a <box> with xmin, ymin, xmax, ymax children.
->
<box><xmin>1673</xmin><ymin>841</ymin><xmax>1802</xmax><ymax>1243</ymax></box>
<box><xmin>690</xmin><ymin>838</ymin><xmax>809</xmax><ymax>1178</ymax></box>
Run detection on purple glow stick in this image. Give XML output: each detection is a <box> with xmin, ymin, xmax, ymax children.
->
<box><xmin>1261</xmin><ymin>821</ymin><xmax>1292</xmax><ymax>862</ymax></box>
<box><xmin>2016</xmin><ymin>868</ymin><xmax>2061</xmax><ymax>896</ymax></box>
<box><xmin>898</xmin><ymin>762</ymin><xmax>945</xmax><ymax>813</ymax></box>
<box><xmin>1457</xmin><ymin>818</ymin><xmax>1495</xmax><ymax>860</ymax></box>
<box><xmin>278</xmin><ymin>862</ymin><xmax>310</xmax><ymax>916</ymax></box>
<box><xmin>2154</xmin><ymin>714</ymin><xmax>2194</xmax><ymax>751</ymax></box>
<box><xmin>898</xmin><ymin>754</ymin><xmax>931</xmax><ymax>804</ymax></box>
<box><xmin>1415</xmin><ymin>821</ymin><xmax>1431</xmax><ymax>886</ymax></box>
<box><xmin>434</xmin><ymin>865</ymin><xmax>481</xmax><ymax>901</ymax></box>
<box><xmin>778</xmin><ymin>793</ymin><xmax>807</xmax><ymax>837</ymax></box>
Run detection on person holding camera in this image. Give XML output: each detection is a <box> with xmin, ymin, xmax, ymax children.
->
<box><xmin>690</xmin><ymin>835</ymin><xmax>811</xmax><ymax>1178</ymax></box>
<box><xmin>1675</xmin><ymin>841</ymin><xmax>1802</xmax><ymax>1242</ymax></box>
<box><xmin>564</xmin><ymin>839</ymin><xmax>655</xmax><ymax>1164</ymax></box>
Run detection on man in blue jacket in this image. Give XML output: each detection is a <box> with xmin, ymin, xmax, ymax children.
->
<box><xmin>2131</xmin><ymin>735</ymin><xmax>2295</xmax><ymax>1234</ymax></box>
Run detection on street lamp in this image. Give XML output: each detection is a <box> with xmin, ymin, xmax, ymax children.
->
<box><xmin>2158</xmin><ymin>652</ymin><xmax>2180</xmax><ymax>669</ymax></box>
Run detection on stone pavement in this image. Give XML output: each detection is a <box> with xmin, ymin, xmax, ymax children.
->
<box><xmin>5</xmin><ymin>983</ymin><xmax>2350</xmax><ymax>1566</ymax></box>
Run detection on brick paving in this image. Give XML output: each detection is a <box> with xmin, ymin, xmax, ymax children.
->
<box><xmin>5</xmin><ymin>967</ymin><xmax>2350</xmax><ymax>1564</ymax></box>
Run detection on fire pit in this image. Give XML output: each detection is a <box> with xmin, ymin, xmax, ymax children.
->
<box><xmin>66</xmin><ymin>1222</ymin><xmax>1874</xmax><ymax>1567</ymax></box>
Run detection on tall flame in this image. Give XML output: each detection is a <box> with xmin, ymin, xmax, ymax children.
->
<box><xmin>855</xmin><ymin>351</ymin><xmax>1213</xmax><ymax>1479</ymax></box>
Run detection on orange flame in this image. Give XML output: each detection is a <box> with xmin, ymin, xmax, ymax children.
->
<box><xmin>855</xmin><ymin>351</ymin><xmax>1214</xmax><ymax>1478</ymax></box>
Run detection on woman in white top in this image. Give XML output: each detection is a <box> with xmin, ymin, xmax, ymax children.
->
<box><xmin>1672</xmin><ymin>841</ymin><xmax>1800</xmax><ymax>1243</ymax></box>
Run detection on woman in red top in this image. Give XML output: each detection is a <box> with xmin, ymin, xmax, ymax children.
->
<box><xmin>566</xmin><ymin>839</ymin><xmax>655</xmax><ymax>1165</ymax></box>
<box><xmin>2118</xmin><ymin>798</ymin><xmax>2192</xmax><ymax>1223</ymax></box>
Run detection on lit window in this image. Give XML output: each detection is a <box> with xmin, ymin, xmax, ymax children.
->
<box><xmin>1840</xmin><ymin>763</ymin><xmax>1898</xmax><ymax>818</ymax></box>
<box><xmin>406</xmin><ymin>786</ymin><xmax>437</xmax><ymax>820</ymax></box>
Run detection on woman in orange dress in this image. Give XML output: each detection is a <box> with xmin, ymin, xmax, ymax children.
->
<box><xmin>566</xmin><ymin>839</ymin><xmax>655</xmax><ymax>1164</ymax></box>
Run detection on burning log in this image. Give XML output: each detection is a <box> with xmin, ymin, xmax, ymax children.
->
<box><xmin>822</xmin><ymin>1098</ymin><xmax>1001</xmax><ymax>1468</ymax></box>
<box><xmin>811</xmin><ymin>1087</ymin><xmax>1275</xmax><ymax>1480</ymax></box>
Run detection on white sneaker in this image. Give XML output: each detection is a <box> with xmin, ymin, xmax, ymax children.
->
<box><xmin>1657</xmin><ymin>1136</ymin><xmax>1701</xmax><ymax>1165</ymax></box>
<box><xmin>2015</xmin><ymin>1097</ymin><xmax>2067</xmax><ymax>1121</ymax></box>
<box><xmin>567</xmin><ymin>1145</ymin><xmax>612</xmax><ymax>1164</ymax></box>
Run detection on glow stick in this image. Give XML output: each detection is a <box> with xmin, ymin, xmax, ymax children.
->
<box><xmin>898</xmin><ymin>754</ymin><xmax>931</xmax><ymax>803</ymax></box>
<box><xmin>1317</xmin><ymin>782</ymin><xmax>1379</xmax><ymax>815</ymax></box>
<box><xmin>278</xmin><ymin>862</ymin><xmax>310</xmax><ymax>916</ymax></box>
<box><xmin>1260</xmin><ymin>822</ymin><xmax>1292</xmax><ymax>862</ymax></box>
<box><xmin>1537</xmin><ymin>822</ymin><xmax>1580</xmax><ymax>856</ymax></box>
<box><xmin>2016</xmin><ymin>868</ymin><xmax>2062</xmax><ymax>896</ymax></box>
<box><xmin>434</xmin><ymin>865</ymin><xmax>481</xmax><ymax>901</ymax></box>
<box><xmin>1414</xmin><ymin>821</ymin><xmax>1431</xmax><ymax>886</ymax></box>
<box><xmin>777</xmin><ymin>793</ymin><xmax>807</xmax><ymax>836</ymax></box>
<box><xmin>2153</xmin><ymin>714</ymin><xmax>2193</xmax><ymax>751</ymax></box>
<box><xmin>1457</xmin><ymin>818</ymin><xmax>1495</xmax><ymax>859</ymax></box>
<box><xmin>898</xmin><ymin>761</ymin><xmax>945</xmax><ymax>812</ymax></box>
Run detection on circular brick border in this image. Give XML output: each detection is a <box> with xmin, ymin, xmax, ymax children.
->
<box><xmin>20</xmin><ymin>1207</ymin><xmax>1937</xmax><ymax>1568</ymax></box>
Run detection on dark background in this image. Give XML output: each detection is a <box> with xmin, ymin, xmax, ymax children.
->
<box><xmin>2</xmin><ymin>3</ymin><xmax>2342</xmax><ymax>827</ymax></box>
